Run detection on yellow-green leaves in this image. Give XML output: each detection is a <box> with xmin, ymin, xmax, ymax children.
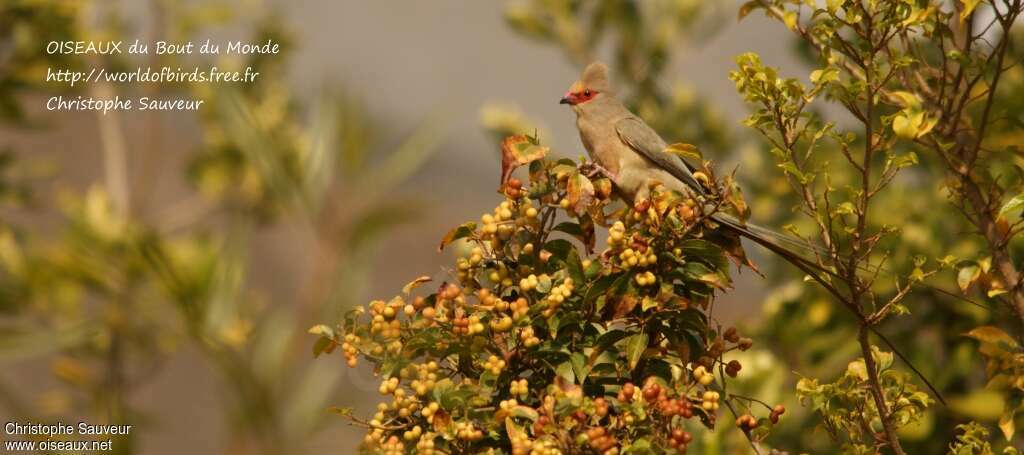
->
<box><xmin>957</xmin><ymin>262</ymin><xmax>982</xmax><ymax>292</ymax></box>
<box><xmin>949</xmin><ymin>422</ymin><xmax>1016</xmax><ymax>454</ymax></box>
<box><xmin>797</xmin><ymin>347</ymin><xmax>932</xmax><ymax>447</ymax></box>
<box><xmin>963</xmin><ymin>325</ymin><xmax>1024</xmax><ymax>440</ymax></box>
<box><xmin>309</xmin><ymin>324</ymin><xmax>337</xmax><ymax>357</ymax></box>
<box><xmin>901</xmin><ymin>5</ymin><xmax>935</xmax><ymax>27</ymax></box>
<box><xmin>402</xmin><ymin>276</ymin><xmax>433</xmax><ymax>295</ymax></box>
<box><xmin>783</xmin><ymin>10</ymin><xmax>799</xmax><ymax>30</ymax></box>
<box><xmin>892</xmin><ymin>112</ymin><xmax>935</xmax><ymax>139</ymax></box>
<box><xmin>998</xmin><ymin>193</ymin><xmax>1024</xmax><ymax>219</ymax></box>
<box><xmin>846</xmin><ymin>346</ymin><xmax>893</xmax><ymax>381</ymax></box>
<box><xmin>623</xmin><ymin>333</ymin><xmax>648</xmax><ymax>370</ymax></box>
<box><xmin>959</xmin><ymin>0</ymin><xmax>984</xmax><ymax>22</ymax></box>
<box><xmin>891</xmin><ymin>91</ymin><xmax>923</xmax><ymax>109</ymax></box>
<box><xmin>438</xmin><ymin>222</ymin><xmax>477</xmax><ymax>251</ymax></box>
<box><xmin>956</xmin><ymin>258</ymin><xmax>1008</xmax><ymax>298</ymax></box>
<box><xmin>964</xmin><ymin>326</ymin><xmax>1018</xmax><ymax>348</ymax></box>
<box><xmin>810</xmin><ymin>67</ymin><xmax>839</xmax><ymax>85</ymax></box>
<box><xmin>889</xmin><ymin>91</ymin><xmax>937</xmax><ymax>140</ymax></box>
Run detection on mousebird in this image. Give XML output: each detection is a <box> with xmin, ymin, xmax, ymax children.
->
<box><xmin>559</xmin><ymin>61</ymin><xmax>945</xmax><ymax>402</ymax></box>
<box><xmin>559</xmin><ymin>61</ymin><xmax>821</xmax><ymax>276</ymax></box>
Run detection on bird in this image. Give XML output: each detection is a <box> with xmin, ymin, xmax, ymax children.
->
<box><xmin>559</xmin><ymin>61</ymin><xmax>822</xmax><ymax>275</ymax></box>
<box><xmin>558</xmin><ymin>61</ymin><xmax>945</xmax><ymax>402</ymax></box>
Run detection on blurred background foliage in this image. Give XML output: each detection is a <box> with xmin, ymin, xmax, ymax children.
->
<box><xmin>0</xmin><ymin>0</ymin><xmax>443</xmax><ymax>453</ymax></box>
<box><xmin>0</xmin><ymin>0</ymin><xmax>1021</xmax><ymax>453</ymax></box>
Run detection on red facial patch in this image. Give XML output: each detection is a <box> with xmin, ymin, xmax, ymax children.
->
<box><xmin>562</xmin><ymin>88</ymin><xmax>599</xmax><ymax>105</ymax></box>
<box><xmin>575</xmin><ymin>89</ymin><xmax>598</xmax><ymax>104</ymax></box>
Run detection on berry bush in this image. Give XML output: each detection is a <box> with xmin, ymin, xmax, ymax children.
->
<box><xmin>311</xmin><ymin>135</ymin><xmax>783</xmax><ymax>454</ymax></box>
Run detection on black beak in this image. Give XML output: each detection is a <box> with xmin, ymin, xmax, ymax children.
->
<box><xmin>559</xmin><ymin>96</ymin><xmax>571</xmax><ymax>105</ymax></box>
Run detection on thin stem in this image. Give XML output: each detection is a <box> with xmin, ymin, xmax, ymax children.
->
<box><xmin>859</xmin><ymin>326</ymin><xmax>905</xmax><ymax>455</ymax></box>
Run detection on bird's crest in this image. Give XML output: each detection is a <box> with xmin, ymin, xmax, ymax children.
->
<box><xmin>580</xmin><ymin>62</ymin><xmax>610</xmax><ymax>93</ymax></box>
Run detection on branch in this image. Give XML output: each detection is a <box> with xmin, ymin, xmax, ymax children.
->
<box><xmin>859</xmin><ymin>326</ymin><xmax>905</xmax><ymax>455</ymax></box>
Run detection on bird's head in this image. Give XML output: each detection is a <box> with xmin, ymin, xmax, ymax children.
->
<box><xmin>560</xmin><ymin>62</ymin><xmax>610</xmax><ymax>109</ymax></box>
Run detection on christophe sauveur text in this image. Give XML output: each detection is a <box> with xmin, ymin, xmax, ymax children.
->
<box><xmin>4</xmin><ymin>421</ymin><xmax>131</xmax><ymax>452</ymax></box>
<box><xmin>47</xmin><ymin>95</ymin><xmax>204</xmax><ymax>114</ymax></box>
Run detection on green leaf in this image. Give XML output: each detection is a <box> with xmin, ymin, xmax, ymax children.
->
<box><xmin>624</xmin><ymin>437</ymin><xmax>654</xmax><ymax>454</ymax></box>
<box><xmin>327</xmin><ymin>406</ymin><xmax>353</xmax><ymax>416</ymax></box>
<box><xmin>890</xmin><ymin>91</ymin><xmax>923</xmax><ymax>109</ymax></box>
<box><xmin>835</xmin><ymin>201</ymin><xmax>856</xmax><ymax>215</ymax></box>
<box><xmin>438</xmin><ymin>222</ymin><xmax>476</xmax><ymax>251</ymax></box>
<box><xmin>963</xmin><ymin>326</ymin><xmax>1019</xmax><ymax>348</ymax></box>
<box><xmin>783</xmin><ymin>10</ymin><xmax>798</xmax><ymax>30</ymax></box>
<box><xmin>535</xmin><ymin>274</ymin><xmax>553</xmax><ymax>294</ymax></box>
<box><xmin>810</xmin><ymin>67</ymin><xmax>839</xmax><ymax>84</ymax></box>
<box><xmin>402</xmin><ymin>276</ymin><xmax>432</xmax><ymax>294</ymax></box>
<box><xmin>872</xmin><ymin>347</ymin><xmax>894</xmax><ymax>371</ymax></box>
<box><xmin>564</xmin><ymin>249</ymin><xmax>585</xmax><ymax>285</ymax></box>
<box><xmin>571</xmin><ymin>352</ymin><xmax>588</xmax><ymax>384</ymax></box>
<box><xmin>551</xmin><ymin>222</ymin><xmax>583</xmax><ymax>237</ymax></box>
<box><xmin>431</xmin><ymin>378</ymin><xmax>456</xmax><ymax>405</ymax></box>
<box><xmin>960</xmin><ymin>0</ymin><xmax>982</xmax><ymax>22</ymax></box>
<box><xmin>847</xmin><ymin>358</ymin><xmax>868</xmax><ymax>381</ymax></box>
<box><xmin>777</xmin><ymin>161</ymin><xmax>807</xmax><ymax>183</ymax></box>
<box><xmin>999</xmin><ymin>194</ymin><xmax>1024</xmax><ymax>219</ymax></box>
<box><xmin>307</xmin><ymin>324</ymin><xmax>334</xmax><ymax>338</ymax></box>
<box><xmin>509</xmin><ymin>405</ymin><xmax>540</xmax><ymax>422</ymax></box>
<box><xmin>624</xmin><ymin>333</ymin><xmax>648</xmax><ymax>370</ymax></box>
<box><xmin>584</xmin><ymin>272</ymin><xmax>626</xmax><ymax>304</ymax></box>
<box><xmin>892</xmin><ymin>113</ymin><xmax>921</xmax><ymax>139</ymax></box>
<box><xmin>312</xmin><ymin>337</ymin><xmax>332</xmax><ymax>357</ymax></box>
<box><xmin>679</xmin><ymin>239</ymin><xmax>729</xmax><ymax>272</ymax></box>
<box><xmin>682</xmin><ymin>262</ymin><xmax>730</xmax><ymax>288</ymax></box>
<box><xmin>642</xmin><ymin>297</ymin><xmax>659</xmax><ymax>312</ymax></box>
<box><xmin>556</xmin><ymin>360</ymin><xmax>575</xmax><ymax>384</ymax></box>
<box><xmin>543</xmin><ymin>239</ymin><xmax>575</xmax><ymax>264</ymax></box>
<box><xmin>957</xmin><ymin>264</ymin><xmax>981</xmax><ymax>292</ymax></box>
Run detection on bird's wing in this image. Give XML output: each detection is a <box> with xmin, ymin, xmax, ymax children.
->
<box><xmin>614</xmin><ymin>116</ymin><xmax>706</xmax><ymax>195</ymax></box>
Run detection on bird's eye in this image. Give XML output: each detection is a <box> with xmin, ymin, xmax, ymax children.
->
<box><xmin>584</xmin><ymin>89</ymin><xmax>591</xmax><ymax>97</ymax></box>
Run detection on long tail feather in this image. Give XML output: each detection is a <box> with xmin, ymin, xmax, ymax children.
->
<box><xmin>711</xmin><ymin>213</ymin><xmax>946</xmax><ymax>404</ymax></box>
<box><xmin>722</xmin><ymin>215</ymin><xmax>984</xmax><ymax>309</ymax></box>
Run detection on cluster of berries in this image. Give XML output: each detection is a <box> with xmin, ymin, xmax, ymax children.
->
<box><xmin>340</xmin><ymin>333</ymin><xmax>360</xmax><ymax>367</ymax></box>
<box><xmin>454</xmin><ymin>421</ymin><xmax>484</xmax><ymax>441</ymax></box>
<box><xmin>519</xmin><ymin>326</ymin><xmax>541</xmax><ymax>347</ymax></box>
<box><xmin>509</xmin><ymin>378</ymin><xmax>529</xmax><ymax>397</ymax></box>
<box><xmin>483</xmin><ymin>355</ymin><xmax>507</xmax><ymax>375</ymax></box>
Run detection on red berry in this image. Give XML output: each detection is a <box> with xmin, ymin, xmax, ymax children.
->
<box><xmin>622</xmin><ymin>383</ymin><xmax>635</xmax><ymax>400</ymax></box>
<box><xmin>671</xmin><ymin>428</ymin><xmax>685</xmax><ymax>440</ymax></box>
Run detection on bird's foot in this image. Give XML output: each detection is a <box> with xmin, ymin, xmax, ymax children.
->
<box><xmin>580</xmin><ymin>162</ymin><xmax>615</xmax><ymax>180</ymax></box>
